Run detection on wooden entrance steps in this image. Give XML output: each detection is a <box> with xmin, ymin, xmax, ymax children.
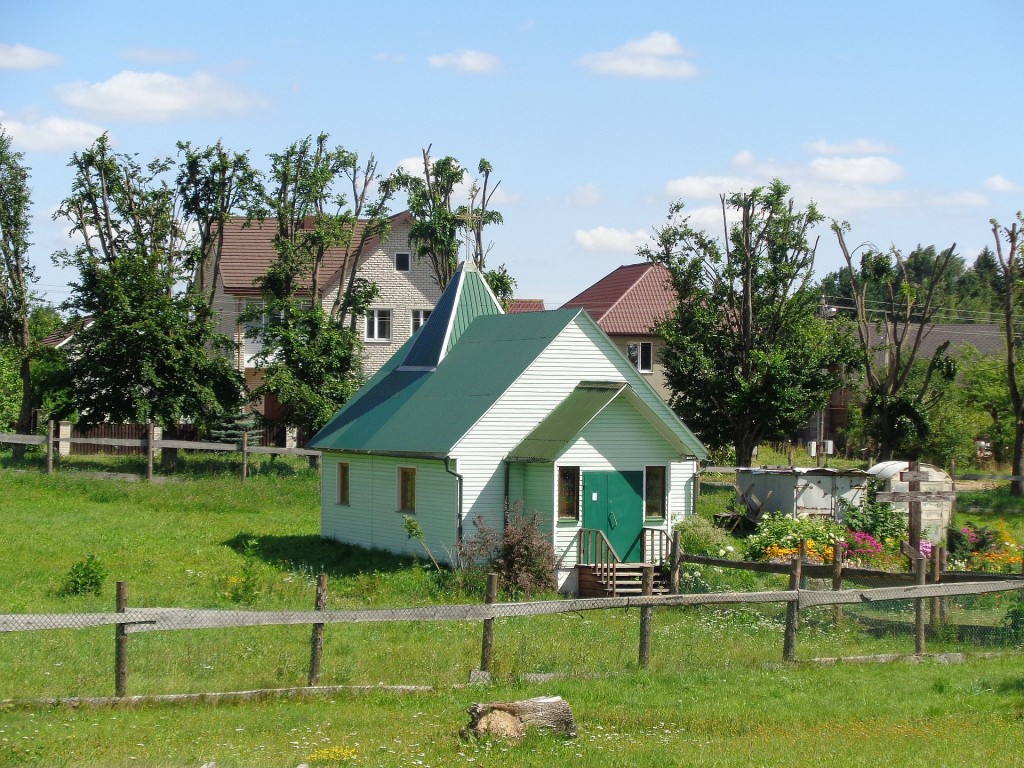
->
<box><xmin>576</xmin><ymin>562</ymin><xmax>668</xmax><ymax>598</ymax></box>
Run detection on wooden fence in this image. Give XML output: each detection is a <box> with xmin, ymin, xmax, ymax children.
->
<box><xmin>0</xmin><ymin>421</ymin><xmax>320</xmax><ymax>481</ymax></box>
<box><xmin>2</xmin><ymin>570</ymin><xmax>1022</xmax><ymax>703</ymax></box>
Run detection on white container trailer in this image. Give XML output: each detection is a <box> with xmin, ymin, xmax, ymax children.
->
<box><xmin>735</xmin><ymin>467</ymin><xmax>869</xmax><ymax>519</ymax></box>
<box><xmin>866</xmin><ymin>461</ymin><xmax>954</xmax><ymax>542</ymax></box>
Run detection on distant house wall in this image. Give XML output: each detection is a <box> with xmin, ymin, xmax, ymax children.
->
<box><xmin>609</xmin><ymin>333</ymin><xmax>672</xmax><ymax>402</ymax></box>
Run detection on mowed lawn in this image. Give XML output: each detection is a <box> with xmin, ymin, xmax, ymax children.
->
<box><xmin>1</xmin><ymin>464</ymin><xmax>1024</xmax><ymax>767</ymax></box>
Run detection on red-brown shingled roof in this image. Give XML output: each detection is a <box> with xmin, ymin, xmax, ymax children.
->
<box><xmin>217</xmin><ymin>210</ymin><xmax>412</xmax><ymax>295</ymax></box>
<box><xmin>507</xmin><ymin>298</ymin><xmax>546</xmax><ymax>313</ymax></box>
<box><xmin>561</xmin><ymin>263</ymin><xmax>676</xmax><ymax>335</ymax></box>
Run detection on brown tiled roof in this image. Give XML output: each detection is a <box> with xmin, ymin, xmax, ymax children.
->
<box><xmin>561</xmin><ymin>263</ymin><xmax>675</xmax><ymax>335</ymax></box>
<box><xmin>217</xmin><ymin>210</ymin><xmax>412</xmax><ymax>295</ymax></box>
<box><xmin>507</xmin><ymin>298</ymin><xmax>546</xmax><ymax>313</ymax></box>
<box><xmin>40</xmin><ymin>318</ymin><xmax>92</xmax><ymax>348</ymax></box>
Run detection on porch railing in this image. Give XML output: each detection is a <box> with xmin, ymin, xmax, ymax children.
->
<box><xmin>576</xmin><ymin>528</ymin><xmax>621</xmax><ymax>587</ymax></box>
<box><xmin>641</xmin><ymin>527</ymin><xmax>671</xmax><ymax>566</ymax></box>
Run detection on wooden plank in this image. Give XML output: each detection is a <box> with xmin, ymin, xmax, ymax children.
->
<box><xmin>67</xmin><ymin>437</ymin><xmax>146</xmax><ymax>448</ymax></box>
<box><xmin>899</xmin><ymin>470</ymin><xmax>932</xmax><ymax>482</ymax></box>
<box><xmin>247</xmin><ymin>446</ymin><xmax>321</xmax><ymax>457</ymax></box>
<box><xmin>155</xmin><ymin>439</ymin><xmax>237</xmax><ymax>451</ymax></box>
<box><xmin>875</xmin><ymin>491</ymin><xmax>956</xmax><ymax>502</ymax></box>
<box><xmin>901</xmin><ymin>541</ymin><xmax>925</xmax><ymax>560</ymax></box>
<box><xmin>0</xmin><ymin>433</ymin><xmax>47</xmax><ymax>446</ymax></box>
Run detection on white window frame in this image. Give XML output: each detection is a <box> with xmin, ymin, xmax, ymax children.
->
<box><xmin>365</xmin><ymin>308</ymin><xmax>393</xmax><ymax>341</ymax></box>
<box><xmin>643</xmin><ymin>465</ymin><xmax>667</xmax><ymax>519</ymax></box>
<box><xmin>395</xmin><ymin>252</ymin><xmax>411</xmax><ymax>272</ymax></box>
<box><xmin>411</xmin><ymin>309</ymin><xmax>432</xmax><ymax>332</ymax></box>
<box><xmin>627</xmin><ymin>342</ymin><xmax>654</xmax><ymax>373</ymax></box>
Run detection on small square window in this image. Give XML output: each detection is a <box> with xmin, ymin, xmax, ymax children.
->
<box><xmin>337</xmin><ymin>462</ymin><xmax>350</xmax><ymax>506</ymax></box>
<box><xmin>627</xmin><ymin>342</ymin><xmax>653</xmax><ymax>373</ymax></box>
<box><xmin>558</xmin><ymin>466</ymin><xmax>580</xmax><ymax>519</ymax></box>
<box><xmin>411</xmin><ymin>309</ymin><xmax>432</xmax><ymax>332</ymax></box>
<box><xmin>399</xmin><ymin>467</ymin><xmax>416</xmax><ymax>512</ymax></box>
<box><xmin>365</xmin><ymin>309</ymin><xmax>392</xmax><ymax>341</ymax></box>
<box><xmin>395</xmin><ymin>252</ymin><xmax>411</xmax><ymax>272</ymax></box>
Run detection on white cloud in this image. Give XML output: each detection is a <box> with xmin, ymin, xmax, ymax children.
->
<box><xmin>569</xmin><ymin>183</ymin><xmax>604</xmax><ymax>207</ymax></box>
<box><xmin>56</xmin><ymin>71</ymin><xmax>268</xmax><ymax>121</ymax></box>
<box><xmin>575</xmin><ymin>226</ymin><xmax>651</xmax><ymax>253</ymax></box>
<box><xmin>427</xmin><ymin>50</ymin><xmax>500</xmax><ymax>74</ymax></box>
<box><xmin>579</xmin><ymin>32</ymin><xmax>698</xmax><ymax>79</ymax></box>
<box><xmin>810</xmin><ymin>156</ymin><xmax>904</xmax><ymax>184</ymax></box>
<box><xmin>805</xmin><ymin>138</ymin><xmax>894</xmax><ymax>156</ymax></box>
<box><xmin>928</xmin><ymin>191</ymin><xmax>989</xmax><ymax>207</ymax></box>
<box><xmin>985</xmin><ymin>175</ymin><xmax>1020</xmax><ymax>193</ymax></box>
<box><xmin>121</xmin><ymin>47</ymin><xmax>196</xmax><ymax>65</ymax></box>
<box><xmin>0</xmin><ymin>114</ymin><xmax>105</xmax><ymax>151</ymax></box>
<box><xmin>731</xmin><ymin>150</ymin><xmax>755</xmax><ymax>168</ymax></box>
<box><xmin>665</xmin><ymin>174</ymin><xmax>759</xmax><ymax>199</ymax></box>
<box><xmin>0</xmin><ymin>43</ymin><xmax>61</xmax><ymax>70</ymax></box>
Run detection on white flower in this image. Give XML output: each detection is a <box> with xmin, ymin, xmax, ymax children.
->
<box><xmin>725</xmin><ymin>545</ymin><xmax>734</xmax><ymax>553</ymax></box>
<box><xmin>718</xmin><ymin>548</ymin><xmax>726</xmax><ymax>557</ymax></box>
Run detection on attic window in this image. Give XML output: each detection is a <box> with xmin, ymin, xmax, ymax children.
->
<box><xmin>395</xmin><ymin>252</ymin><xmax>411</xmax><ymax>272</ymax></box>
<box><xmin>627</xmin><ymin>342</ymin><xmax>653</xmax><ymax>373</ymax></box>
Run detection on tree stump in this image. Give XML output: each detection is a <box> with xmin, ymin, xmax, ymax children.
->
<box><xmin>462</xmin><ymin>696</ymin><xmax>577</xmax><ymax>741</ymax></box>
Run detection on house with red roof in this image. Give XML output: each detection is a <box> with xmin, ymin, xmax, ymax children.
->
<box><xmin>561</xmin><ymin>263</ymin><xmax>676</xmax><ymax>401</ymax></box>
<box><xmin>209</xmin><ymin>211</ymin><xmax>442</xmax><ymax>414</ymax></box>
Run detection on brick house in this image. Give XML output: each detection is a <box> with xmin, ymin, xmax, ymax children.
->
<box><xmin>561</xmin><ymin>263</ymin><xmax>676</xmax><ymax>401</ymax></box>
<box><xmin>210</xmin><ymin>211</ymin><xmax>442</xmax><ymax>427</ymax></box>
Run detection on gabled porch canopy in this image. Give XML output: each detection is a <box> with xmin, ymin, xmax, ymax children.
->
<box><xmin>505</xmin><ymin>381</ymin><xmax>699</xmax><ymax>463</ymax></box>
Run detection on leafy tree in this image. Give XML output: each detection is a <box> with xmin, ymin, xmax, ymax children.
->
<box><xmin>246</xmin><ymin>133</ymin><xmax>400</xmax><ymax>435</ymax></box>
<box><xmin>961</xmin><ymin>347</ymin><xmax>1016</xmax><ymax>463</ymax></box>
<box><xmin>989</xmin><ymin>213</ymin><xmax>1024</xmax><ymax>495</ymax></box>
<box><xmin>53</xmin><ymin>134</ymin><xmax>243</xmax><ymax>431</ymax></box>
<box><xmin>397</xmin><ymin>147</ymin><xmax>514</xmax><ymax>307</ymax></box>
<box><xmin>645</xmin><ymin>179</ymin><xmax>855</xmax><ymax>466</ymax></box>
<box><xmin>834</xmin><ymin>224</ymin><xmax>959</xmax><ymax>461</ymax></box>
<box><xmin>0</xmin><ymin>126</ymin><xmax>37</xmax><ymax>451</ymax></box>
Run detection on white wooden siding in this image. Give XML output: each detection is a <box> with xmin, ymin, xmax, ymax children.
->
<box><xmin>320</xmin><ymin>453</ymin><xmax>458</xmax><ymax>561</ymax></box>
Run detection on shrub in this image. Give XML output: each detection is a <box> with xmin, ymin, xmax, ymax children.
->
<box><xmin>223</xmin><ymin>538</ymin><xmax>261</xmax><ymax>605</ymax></box>
<box><xmin>840</xmin><ymin>481</ymin><xmax>905</xmax><ymax>544</ymax></box>
<box><xmin>674</xmin><ymin>515</ymin><xmax>737</xmax><ymax>557</ymax></box>
<box><xmin>461</xmin><ymin>501</ymin><xmax>557</xmax><ymax>597</ymax></box>
<box><xmin>57</xmin><ymin>554</ymin><xmax>108</xmax><ymax>597</ymax></box>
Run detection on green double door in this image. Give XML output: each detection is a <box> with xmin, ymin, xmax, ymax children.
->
<box><xmin>582</xmin><ymin>471</ymin><xmax>644</xmax><ymax>563</ymax></box>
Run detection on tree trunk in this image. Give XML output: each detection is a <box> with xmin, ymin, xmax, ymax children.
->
<box><xmin>462</xmin><ymin>696</ymin><xmax>577</xmax><ymax>741</ymax></box>
<box><xmin>1012</xmin><ymin>416</ymin><xmax>1024</xmax><ymax>498</ymax></box>
<box><xmin>12</xmin><ymin>318</ymin><xmax>32</xmax><ymax>461</ymax></box>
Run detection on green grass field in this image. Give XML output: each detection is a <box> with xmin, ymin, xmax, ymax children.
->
<box><xmin>2</xmin><ymin>463</ymin><xmax>1024</xmax><ymax>767</ymax></box>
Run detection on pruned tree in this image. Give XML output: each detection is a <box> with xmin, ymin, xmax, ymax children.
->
<box><xmin>246</xmin><ymin>133</ymin><xmax>400</xmax><ymax>436</ymax></box>
<box><xmin>397</xmin><ymin>147</ymin><xmax>514</xmax><ymax>306</ymax></box>
<box><xmin>0</xmin><ymin>126</ymin><xmax>38</xmax><ymax>453</ymax></box>
<box><xmin>990</xmin><ymin>213</ymin><xmax>1024</xmax><ymax>495</ymax></box>
<box><xmin>54</xmin><ymin>134</ymin><xmax>243</xmax><ymax>432</ymax></box>
<box><xmin>834</xmin><ymin>223</ymin><xmax>959</xmax><ymax>461</ymax></box>
<box><xmin>646</xmin><ymin>179</ymin><xmax>855</xmax><ymax>466</ymax></box>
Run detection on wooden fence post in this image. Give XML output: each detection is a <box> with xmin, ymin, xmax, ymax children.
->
<box><xmin>639</xmin><ymin>565</ymin><xmax>654</xmax><ymax>668</ymax></box>
<box><xmin>480</xmin><ymin>573</ymin><xmax>498</xmax><ymax>674</ymax></box>
<box><xmin>783</xmin><ymin>551</ymin><xmax>802</xmax><ymax>662</ymax></box>
<box><xmin>908</xmin><ymin>460</ymin><xmax>922</xmax><ymax>551</ymax></box>
<box><xmin>115</xmin><ymin>581</ymin><xmax>128</xmax><ymax>697</ymax></box>
<box><xmin>146</xmin><ymin>423</ymin><xmax>155</xmax><ymax>482</ymax></box>
<box><xmin>914</xmin><ymin>556</ymin><xmax>927</xmax><ymax>655</ymax></box>
<box><xmin>308</xmin><ymin>574</ymin><xmax>328</xmax><ymax>686</ymax></box>
<box><xmin>46</xmin><ymin>420</ymin><xmax>54</xmax><ymax>475</ymax></box>
<box><xmin>669</xmin><ymin>530</ymin><xmax>681</xmax><ymax>595</ymax></box>
<box><xmin>930</xmin><ymin>545</ymin><xmax>942</xmax><ymax>628</ymax></box>
<box><xmin>831</xmin><ymin>539</ymin><xmax>844</xmax><ymax>624</ymax></box>
<box><xmin>241</xmin><ymin>431</ymin><xmax>249</xmax><ymax>482</ymax></box>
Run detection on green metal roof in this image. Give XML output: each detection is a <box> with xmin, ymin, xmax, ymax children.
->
<box><xmin>307</xmin><ymin>308</ymin><xmax>580</xmax><ymax>455</ymax></box>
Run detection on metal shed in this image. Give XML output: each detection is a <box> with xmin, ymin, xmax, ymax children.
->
<box><xmin>735</xmin><ymin>467</ymin><xmax>869</xmax><ymax>519</ymax></box>
<box><xmin>866</xmin><ymin>461</ymin><xmax>954</xmax><ymax>542</ymax></box>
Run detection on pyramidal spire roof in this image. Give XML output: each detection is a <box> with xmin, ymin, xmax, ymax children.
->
<box><xmin>398</xmin><ymin>261</ymin><xmax>504</xmax><ymax>370</ymax></box>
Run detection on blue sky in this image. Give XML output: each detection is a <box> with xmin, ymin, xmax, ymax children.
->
<box><xmin>2</xmin><ymin>0</ymin><xmax>1022</xmax><ymax>307</ymax></box>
